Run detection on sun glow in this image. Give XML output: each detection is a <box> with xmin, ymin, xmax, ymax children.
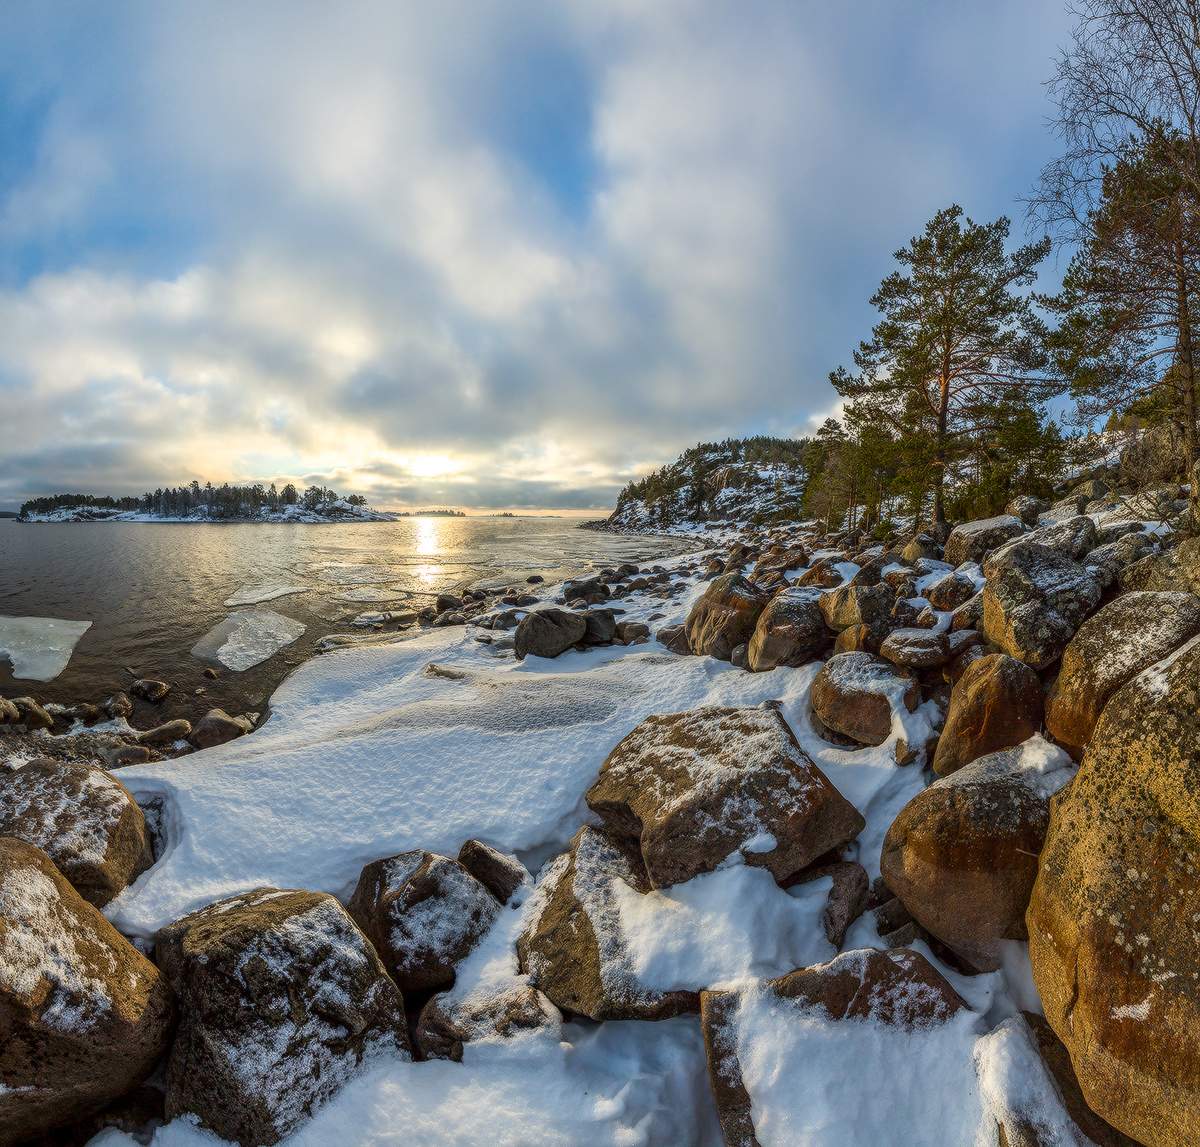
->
<box><xmin>407</xmin><ymin>453</ymin><xmax>461</xmax><ymax>478</ymax></box>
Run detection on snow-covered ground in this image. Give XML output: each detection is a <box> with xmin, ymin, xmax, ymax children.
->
<box><xmin>0</xmin><ymin>615</ymin><xmax>92</xmax><ymax>681</ymax></box>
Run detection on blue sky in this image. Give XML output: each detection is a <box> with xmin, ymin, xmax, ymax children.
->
<box><xmin>0</xmin><ymin>0</ymin><xmax>1076</xmax><ymax>511</ymax></box>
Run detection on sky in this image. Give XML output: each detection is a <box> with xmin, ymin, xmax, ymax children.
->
<box><xmin>0</xmin><ymin>0</ymin><xmax>1077</xmax><ymax>513</ymax></box>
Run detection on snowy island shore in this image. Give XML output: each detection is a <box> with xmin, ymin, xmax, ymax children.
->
<box><xmin>1</xmin><ymin>470</ymin><xmax>1195</xmax><ymax>1146</ymax></box>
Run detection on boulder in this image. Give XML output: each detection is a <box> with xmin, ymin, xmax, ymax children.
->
<box><xmin>10</xmin><ymin>696</ymin><xmax>53</xmax><ymax>730</ymax></box>
<box><xmin>943</xmin><ymin>514</ymin><xmax>1024</xmax><ymax>567</ymax></box>
<box><xmin>129</xmin><ymin>679</ymin><xmax>170</xmax><ymax>703</ymax></box>
<box><xmin>1005</xmin><ymin>495</ymin><xmax>1049</xmax><ymax>527</ymax></box>
<box><xmin>793</xmin><ymin>557</ymin><xmax>844</xmax><ymax>588</ymax></box>
<box><xmin>656</xmin><ymin>623</ymin><xmax>692</xmax><ymax>655</ymax></box>
<box><xmin>950</xmin><ymin>590</ymin><xmax>984</xmax><ymax>631</ymax></box>
<box><xmin>416</xmin><ymin>982</ymin><xmax>559</xmax><ymax>1061</ymax></box>
<box><xmin>700</xmin><ymin>948</ymin><xmax>966</xmax><ymax>1147</ymax></box>
<box><xmin>581</xmin><ymin>608</ymin><xmax>618</xmax><ymax>645</ymax></box>
<box><xmin>684</xmin><ymin>573</ymin><xmax>769</xmax><ymax>660</ymax></box>
<box><xmin>586</xmin><ymin>705</ymin><xmax>863</xmax><ymax>888</ymax></box>
<box><xmin>818</xmin><ymin>583</ymin><xmax>893</xmax><ymax>632</ymax></box>
<box><xmin>810</xmin><ymin>652</ymin><xmax>919</xmax><ymax>746</ymax></box>
<box><xmin>981</xmin><ymin>542</ymin><xmax>1102</xmax><ymax>668</ymax></box>
<box><xmin>157</xmin><ymin>887</ymin><xmax>410</xmax><ymax>1146</ymax></box>
<box><xmin>516</xmin><ymin>826</ymin><xmax>698</xmax><ymax>1021</ymax></box>
<box><xmin>932</xmin><ymin>654</ymin><xmax>1043</xmax><ymax>777</ymax></box>
<box><xmin>901</xmin><ymin>534</ymin><xmax>942</xmax><ymax>563</ymax></box>
<box><xmin>924</xmin><ymin>572</ymin><xmax>977</xmax><ymax>611</ymax></box>
<box><xmin>0</xmin><ymin>838</ymin><xmax>173</xmax><ymax>1145</ymax></box>
<box><xmin>136</xmin><ymin>718</ymin><xmax>192</xmax><ymax>746</ymax></box>
<box><xmin>882</xmin><ymin>741</ymin><xmax>1075</xmax><ymax>970</ymax></box>
<box><xmin>879</xmin><ymin>627</ymin><xmax>952</xmax><ymax>669</ymax></box>
<box><xmin>1029</xmin><ymin>635</ymin><xmax>1200</xmax><ymax>1145</ymax></box>
<box><xmin>1117</xmin><ymin>535</ymin><xmax>1200</xmax><ymax>593</ymax></box>
<box><xmin>457</xmin><ymin>838</ymin><xmax>528</xmax><ymax>904</ymax></box>
<box><xmin>0</xmin><ymin>697</ymin><xmax>17</xmax><ymax>724</ymax></box>
<box><xmin>348</xmin><ymin>851</ymin><xmax>500</xmax><ymax>993</ymax></box>
<box><xmin>0</xmin><ymin>759</ymin><xmax>154</xmax><ymax>907</ymax></box>
<box><xmin>1045</xmin><ymin>591</ymin><xmax>1200</xmax><ymax>759</ymax></box>
<box><xmin>1086</xmin><ymin>531</ymin><xmax>1153</xmax><ymax>589</ymax></box>
<box><xmin>189</xmin><ymin>707</ymin><xmax>252</xmax><ymax>749</ymax></box>
<box><xmin>746</xmin><ymin>588</ymin><xmax>829</xmax><ymax>671</ymax></box>
<box><xmin>103</xmin><ymin>692</ymin><xmax>133</xmax><ymax>720</ymax></box>
<box><xmin>514</xmin><ymin>608</ymin><xmax>588</xmax><ymax>659</ymax></box>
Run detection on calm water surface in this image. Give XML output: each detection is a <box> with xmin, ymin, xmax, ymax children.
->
<box><xmin>0</xmin><ymin>517</ymin><xmax>692</xmax><ymax>719</ymax></box>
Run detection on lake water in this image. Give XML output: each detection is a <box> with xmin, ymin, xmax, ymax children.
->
<box><xmin>0</xmin><ymin>517</ymin><xmax>692</xmax><ymax>720</ymax></box>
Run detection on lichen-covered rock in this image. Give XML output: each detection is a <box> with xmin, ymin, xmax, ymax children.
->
<box><xmin>0</xmin><ymin>759</ymin><xmax>154</xmax><ymax>907</ymax></box>
<box><xmin>700</xmin><ymin>948</ymin><xmax>967</xmax><ymax>1147</ymax></box>
<box><xmin>1028</xmin><ymin>633</ymin><xmax>1200</xmax><ymax>1145</ymax></box>
<box><xmin>457</xmin><ymin>839</ymin><xmax>529</xmax><ymax>905</ymax></box>
<box><xmin>746</xmin><ymin>588</ymin><xmax>828</xmax><ymax>672</ymax></box>
<box><xmin>882</xmin><ymin>740</ymin><xmax>1075</xmax><ymax>970</ymax></box>
<box><xmin>0</xmin><ymin>838</ymin><xmax>173</xmax><ymax>1146</ymax></box>
<box><xmin>1045</xmin><ymin>590</ymin><xmax>1200</xmax><ymax>760</ymax></box>
<box><xmin>981</xmin><ymin>542</ymin><xmax>1102</xmax><ymax>668</ymax></box>
<box><xmin>924</xmin><ymin>571</ymin><xmax>977</xmax><ymax>611</ymax></box>
<box><xmin>157</xmin><ymin>887</ymin><xmax>410</xmax><ymax>1146</ymax></box>
<box><xmin>348</xmin><ymin>851</ymin><xmax>500</xmax><ymax>992</ymax></box>
<box><xmin>901</xmin><ymin>533</ymin><xmax>941</xmax><ymax>563</ymax></box>
<box><xmin>879</xmin><ymin>627</ymin><xmax>952</xmax><ymax>669</ymax></box>
<box><xmin>516</xmin><ymin>826</ymin><xmax>698</xmax><ymax>1021</ymax></box>
<box><xmin>586</xmin><ymin>705</ymin><xmax>863</xmax><ymax>888</ymax></box>
<box><xmin>684</xmin><ymin>573</ymin><xmax>769</xmax><ymax>660</ymax></box>
<box><xmin>1117</xmin><ymin>535</ymin><xmax>1200</xmax><ymax>593</ymax></box>
<box><xmin>944</xmin><ymin>515</ymin><xmax>1025</xmax><ymax>566</ymax></box>
<box><xmin>818</xmin><ymin>582</ymin><xmax>893</xmax><ymax>632</ymax></box>
<box><xmin>932</xmin><ymin>654</ymin><xmax>1043</xmax><ymax>777</ymax></box>
<box><xmin>1005</xmin><ymin>495</ymin><xmax>1049</xmax><ymax>527</ymax></box>
<box><xmin>514</xmin><ymin>608</ymin><xmax>588</xmax><ymax>659</ymax></box>
<box><xmin>810</xmin><ymin>652</ymin><xmax>919</xmax><ymax>746</ymax></box>
<box><xmin>991</xmin><ymin>514</ymin><xmax>1097</xmax><ymax>564</ymax></box>
<box><xmin>1086</xmin><ymin>530</ymin><xmax>1153</xmax><ymax>589</ymax></box>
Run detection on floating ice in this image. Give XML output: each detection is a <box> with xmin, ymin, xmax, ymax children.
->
<box><xmin>223</xmin><ymin>584</ymin><xmax>309</xmax><ymax>607</ymax></box>
<box><xmin>0</xmin><ymin>616</ymin><xmax>92</xmax><ymax>681</ymax></box>
<box><xmin>191</xmin><ymin>610</ymin><xmax>307</xmax><ymax>672</ymax></box>
<box><xmin>337</xmin><ymin>586</ymin><xmax>413</xmax><ymax>603</ymax></box>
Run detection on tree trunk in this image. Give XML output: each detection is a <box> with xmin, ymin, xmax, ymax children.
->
<box><xmin>1175</xmin><ymin>237</ymin><xmax>1199</xmax><ymax>521</ymax></box>
<box><xmin>933</xmin><ymin>372</ymin><xmax>951</xmax><ymax>526</ymax></box>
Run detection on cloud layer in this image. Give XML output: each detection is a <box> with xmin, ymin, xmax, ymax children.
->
<box><xmin>0</xmin><ymin>0</ymin><xmax>1073</xmax><ymax>511</ymax></box>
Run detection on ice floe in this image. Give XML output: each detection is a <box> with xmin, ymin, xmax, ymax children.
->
<box><xmin>0</xmin><ymin>615</ymin><xmax>92</xmax><ymax>681</ymax></box>
<box><xmin>223</xmin><ymin>584</ymin><xmax>309</xmax><ymax>607</ymax></box>
<box><xmin>190</xmin><ymin>610</ymin><xmax>307</xmax><ymax>672</ymax></box>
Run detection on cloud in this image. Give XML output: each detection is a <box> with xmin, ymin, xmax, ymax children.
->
<box><xmin>0</xmin><ymin>0</ymin><xmax>1074</xmax><ymax>510</ymax></box>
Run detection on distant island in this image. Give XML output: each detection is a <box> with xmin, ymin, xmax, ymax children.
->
<box><xmin>17</xmin><ymin>483</ymin><xmax>398</xmax><ymax>524</ymax></box>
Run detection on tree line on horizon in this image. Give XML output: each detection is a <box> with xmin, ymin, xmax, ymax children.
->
<box><xmin>19</xmin><ymin>481</ymin><xmax>368</xmax><ymax>519</ymax></box>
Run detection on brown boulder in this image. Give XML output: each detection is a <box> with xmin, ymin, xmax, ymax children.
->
<box><xmin>810</xmin><ymin>652</ymin><xmax>919</xmax><ymax>746</ymax></box>
<box><xmin>818</xmin><ymin>582</ymin><xmax>893</xmax><ymax>632</ymax></box>
<box><xmin>416</xmin><ymin>983</ymin><xmax>559</xmax><ymax>1061</ymax></box>
<box><xmin>189</xmin><ymin>707</ymin><xmax>253</xmax><ymax>749</ymax></box>
<box><xmin>457</xmin><ymin>839</ymin><xmax>528</xmax><ymax>904</ymax></box>
<box><xmin>587</xmin><ymin>704</ymin><xmax>862</xmax><ymax>888</ymax></box>
<box><xmin>684</xmin><ymin>573</ymin><xmax>769</xmax><ymax>660</ymax></box>
<box><xmin>0</xmin><ymin>838</ymin><xmax>173</xmax><ymax>1145</ymax></box>
<box><xmin>1045</xmin><ymin>590</ymin><xmax>1200</xmax><ymax>759</ymax></box>
<box><xmin>944</xmin><ymin>514</ymin><xmax>1024</xmax><ymax>566</ymax></box>
<box><xmin>746</xmin><ymin>588</ymin><xmax>829</xmax><ymax>671</ymax></box>
<box><xmin>0</xmin><ymin>759</ymin><xmax>154</xmax><ymax>907</ymax></box>
<box><xmin>879</xmin><ymin>626</ymin><xmax>952</xmax><ymax>669</ymax></box>
<box><xmin>514</xmin><ymin>608</ymin><xmax>588</xmax><ymax>659</ymax></box>
<box><xmin>157</xmin><ymin>887</ymin><xmax>410</xmax><ymax>1146</ymax></box>
<box><xmin>932</xmin><ymin>654</ymin><xmax>1043</xmax><ymax>777</ymax></box>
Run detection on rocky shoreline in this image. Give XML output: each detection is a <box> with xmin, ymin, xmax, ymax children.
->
<box><xmin>1</xmin><ymin>473</ymin><xmax>1197</xmax><ymax>1145</ymax></box>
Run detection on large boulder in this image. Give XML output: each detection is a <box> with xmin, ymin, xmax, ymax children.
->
<box><xmin>1117</xmin><ymin>535</ymin><xmax>1200</xmax><ymax>593</ymax></box>
<box><xmin>879</xmin><ymin>626</ymin><xmax>952</xmax><ymax>669</ymax></box>
<box><xmin>981</xmin><ymin>542</ymin><xmax>1102</xmax><ymax>669</ymax></box>
<box><xmin>810</xmin><ymin>652</ymin><xmax>919</xmax><ymax>746</ymax></box>
<box><xmin>0</xmin><ymin>838</ymin><xmax>173</xmax><ymax>1145</ymax></box>
<box><xmin>746</xmin><ymin>588</ymin><xmax>828</xmax><ymax>671</ymax></box>
<box><xmin>516</xmin><ymin>826</ymin><xmax>697</xmax><ymax>1021</ymax></box>
<box><xmin>700</xmin><ymin>948</ymin><xmax>967</xmax><ymax>1147</ymax></box>
<box><xmin>456</xmin><ymin>839</ymin><xmax>528</xmax><ymax>905</ymax></box>
<box><xmin>932</xmin><ymin>654</ymin><xmax>1043</xmax><ymax>777</ymax></box>
<box><xmin>1029</xmin><ymin>634</ymin><xmax>1200</xmax><ymax>1145</ymax></box>
<box><xmin>683</xmin><ymin>573</ymin><xmax>769</xmax><ymax>660</ymax></box>
<box><xmin>924</xmin><ymin>571</ymin><xmax>977</xmax><ymax>611</ymax></box>
<box><xmin>992</xmin><ymin>514</ymin><xmax>1098</xmax><ymax>564</ymax></box>
<box><xmin>514</xmin><ymin>608</ymin><xmax>588</xmax><ymax>659</ymax></box>
<box><xmin>189</xmin><ymin>707</ymin><xmax>252</xmax><ymax>749</ymax></box>
<box><xmin>817</xmin><ymin>582</ymin><xmax>893</xmax><ymax>632</ymax></box>
<box><xmin>944</xmin><ymin>514</ymin><xmax>1024</xmax><ymax>567</ymax></box>
<box><xmin>1045</xmin><ymin>591</ymin><xmax>1200</xmax><ymax>759</ymax></box>
<box><xmin>348</xmin><ymin>851</ymin><xmax>500</xmax><ymax>992</ymax></box>
<box><xmin>416</xmin><ymin>982</ymin><xmax>559</xmax><ymax>1062</ymax></box>
<box><xmin>156</xmin><ymin>887</ymin><xmax>410</xmax><ymax>1146</ymax></box>
<box><xmin>1005</xmin><ymin>495</ymin><xmax>1049</xmax><ymax>527</ymax></box>
<box><xmin>586</xmin><ymin>705</ymin><xmax>863</xmax><ymax>888</ymax></box>
<box><xmin>881</xmin><ymin>740</ymin><xmax>1075</xmax><ymax>970</ymax></box>
<box><xmin>0</xmin><ymin>759</ymin><xmax>154</xmax><ymax>907</ymax></box>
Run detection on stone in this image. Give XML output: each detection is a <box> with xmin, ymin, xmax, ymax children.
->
<box><xmin>683</xmin><ymin>573</ymin><xmax>769</xmax><ymax>660</ymax></box>
<box><xmin>932</xmin><ymin>654</ymin><xmax>1043</xmax><ymax>777</ymax></box>
<box><xmin>1045</xmin><ymin>590</ymin><xmax>1200</xmax><ymax>759</ymax></box>
<box><xmin>582</xmin><ymin>608</ymin><xmax>618</xmax><ymax>645</ymax></box>
<box><xmin>879</xmin><ymin>627</ymin><xmax>952</xmax><ymax>669</ymax></box>
<box><xmin>950</xmin><ymin>591</ymin><xmax>984</xmax><ymax>631</ymax></box>
<box><xmin>103</xmin><ymin>692</ymin><xmax>133</xmax><ymax>719</ymax></box>
<box><xmin>981</xmin><ymin>542</ymin><xmax>1102</xmax><ymax>669</ymax></box>
<box><xmin>130</xmin><ymin>679</ymin><xmax>170</xmax><ymax>703</ymax></box>
<box><xmin>137</xmin><ymin>718</ymin><xmax>192</xmax><ymax>746</ymax></box>
<box><xmin>416</xmin><ymin>983</ymin><xmax>559</xmax><ymax>1061</ymax></box>
<box><xmin>0</xmin><ymin>759</ymin><xmax>154</xmax><ymax>907</ymax></box>
<box><xmin>514</xmin><ymin>608</ymin><xmax>588</xmax><ymax>659</ymax></box>
<box><xmin>818</xmin><ymin>582</ymin><xmax>893</xmax><ymax>632</ymax></box>
<box><xmin>810</xmin><ymin>652</ymin><xmax>919</xmax><ymax>746</ymax></box>
<box><xmin>10</xmin><ymin>696</ymin><xmax>53</xmax><ymax>730</ymax></box>
<box><xmin>746</xmin><ymin>588</ymin><xmax>829</xmax><ymax>671</ymax></box>
<box><xmin>616</xmin><ymin>619</ymin><xmax>650</xmax><ymax>643</ymax></box>
<box><xmin>790</xmin><ymin>859</ymin><xmax>870</xmax><ymax>947</ymax></box>
<box><xmin>1005</xmin><ymin>495</ymin><xmax>1049</xmax><ymax>527</ymax></box>
<box><xmin>586</xmin><ymin>704</ymin><xmax>864</xmax><ymax>889</ymax></box>
<box><xmin>1086</xmin><ymin>531</ymin><xmax>1153</xmax><ymax>589</ymax></box>
<box><xmin>0</xmin><ymin>838</ymin><xmax>173</xmax><ymax>1145</ymax></box>
<box><xmin>901</xmin><ymin>533</ymin><xmax>942</xmax><ymax>563</ymax></box>
<box><xmin>1117</xmin><ymin>535</ymin><xmax>1200</xmax><ymax>593</ymax></box>
<box><xmin>882</xmin><ymin>742</ymin><xmax>1074</xmax><ymax>970</ymax></box>
<box><xmin>517</xmin><ymin>826</ymin><xmax>698</xmax><ymax>1021</ymax></box>
<box><xmin>0</xmin><ymin>697</ymin><xmax>17</xmax><ymax>724</ymax></box>
<box><xmin>943</xmin><ymin>514</ymin><xmax>1025</xmax><ymax>567</ymax></box>
<box><xmin>348</xmin><ymin>851</ymin><xmax>499</xmax><ymax>992</ymax></box>
<box><xmin>656</xmin><ymin>623</ymin><xmax>692</xmax><ymax>655</ymax></box>
<box><xmin>561</xmin><ymin>576</ymin><xmax>609</xmax><ymax>603</ymax></box>
<box><xmin>457</xmin><ymin>838</ymin><xmax>528</xmax><ymax>904</ymax></box>
<box><xmin>157</xmin><ymin>887</ymin><xmax>409</xmax><ymax>1146</ymax></box>
<box><xmin>924</xmin><ymin>571</ymin><xmax>977</xmax><ymax>610</ymax></box>
<box><xmin>793</xmin><ymin>557</ymin><xmax>844</xmax><ymax>588</ymax></box>
<box><xmin>189</xmin><ymin>707</ymin><xmax>253</xmax><ymax>749</ymax></box>
<box><xmin>700</xmin><ymin>948</ymin><xmax>966</xmax><ymax>1147</ymax></box>
<box><xmin>436</xmin><ymin>592</ymin><xmax>463</xmax><ymax>613</ymax></box>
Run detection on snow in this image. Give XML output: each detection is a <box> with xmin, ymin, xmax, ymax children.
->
<box><xmin>190</xmin><ymin>609</ymin><xmax>307</xmax><ymax>672</ymax></box>
<box><xmin>1111</xmin><ymin>996</ymin><xmax>1152</xmax><ymax>1021</ymax></box>
<box><xmin>0</xmin><ymin>764</ymin><xmax>128</xmax><ymax>865</ymax></box>
<box><xmin>0</xmin><ymin>615</ymin><xmax>92</xmax><ymax>681</ymax></box>
<box><xmin>223</xmin><ymin>584</ymin><xmax>309</xmax><ymax>607</ymax></box>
